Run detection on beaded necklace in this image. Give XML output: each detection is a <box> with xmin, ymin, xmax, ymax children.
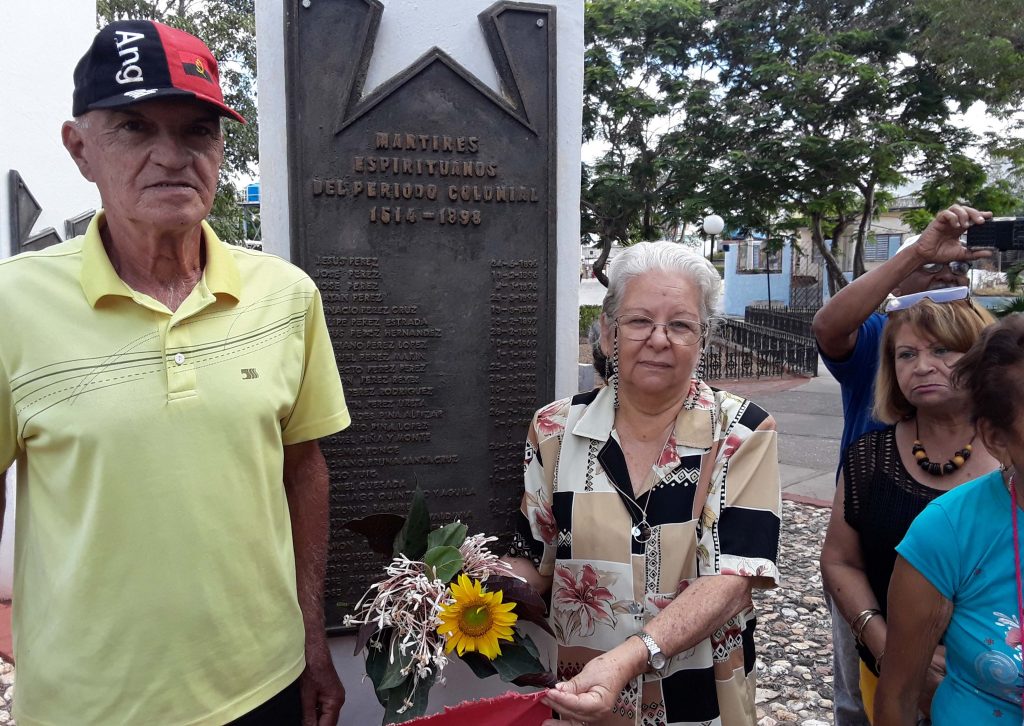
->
<box><xmin>911</xmin><ymin>418</ymin><xmax>975</xmax><ymax>476</ymax></box>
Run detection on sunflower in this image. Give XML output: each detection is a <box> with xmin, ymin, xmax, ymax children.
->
<box><xmin>437</xmin><ymin>574</ymin><xmax>517</xmax><ymax>659</ymax></box>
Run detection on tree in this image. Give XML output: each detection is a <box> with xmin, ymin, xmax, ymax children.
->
<box><xmin>582</xmin><ymin>0</ymin><xmax>1024</xmax><ymax>296</ymax></box>
<box><xmin>581</xmin><ymin>0</ymin><xmax>708</xmax><ymax>282</ymax></box>
<box><xmin>96</xmin><ymin>0</ymin><xmax>258</xmax><ymax>243</ymax></box>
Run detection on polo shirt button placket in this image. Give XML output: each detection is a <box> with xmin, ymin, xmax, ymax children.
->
<box><xmin>166</xmin><ymin>319</ymin><xmax>197</xmax><ymax>399</ymax></box>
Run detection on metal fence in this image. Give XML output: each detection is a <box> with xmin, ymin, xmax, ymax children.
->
<box><xmin>743</xmin><ymin>306</ymin><xmax>817</xmax><ymax>338</ymax></box>
<box><xmin>704</xmin><ymin>342</ymin><xmax>788</xmax><ymax>379</ymax></box>
<box><xmin>709</xmin><ymin>318</ymin><xmax>819</xmax><ymax>376</ymax></box>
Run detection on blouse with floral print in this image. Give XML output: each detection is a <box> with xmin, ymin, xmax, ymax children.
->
<box><xmin>509</xmin><ymin>380</ymin><xmax>782</xmax><ymax>726</ymax></box>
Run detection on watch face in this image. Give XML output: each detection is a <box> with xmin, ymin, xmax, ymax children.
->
<box><xmin>650</xmin><ymin>652</ymin><xmax>667</xmax><ymax>670</ymax></box>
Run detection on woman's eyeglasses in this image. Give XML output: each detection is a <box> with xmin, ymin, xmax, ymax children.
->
<box><xmin>615</xmin><ymin>315</ymin><xmax>708</xmax><ymax>346</ymax></box>
<box><xmin>919</xmin><ymin>260</ymin><xmax>972</xmax><ymax>276</ymax></box>
<box><xmin>883</xmin><ymin>286</ymin><xmax>970</xmax><ymax>313</ymax></box>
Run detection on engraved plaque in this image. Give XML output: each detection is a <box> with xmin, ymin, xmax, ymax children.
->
<box><xmin>285</xmin><ymin>0</ymin><xmax>557</xmax><ymax>630</ymax></box>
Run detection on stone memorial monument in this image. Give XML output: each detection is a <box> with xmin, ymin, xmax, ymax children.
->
<box><xmin>257</xmin><ymin>0</ymin><xmax>582</xmax><ymax>716</ymax></box>
<box><xmin>285</xmin><ymin>0</ymin><xmax>561</xmax><ymax>631</ymax></box>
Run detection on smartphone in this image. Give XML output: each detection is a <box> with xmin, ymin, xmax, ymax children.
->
<box><xmin>965</xmin><ymin>217</ymin><xmax>1024</xmax><ymax>250</ymax></box>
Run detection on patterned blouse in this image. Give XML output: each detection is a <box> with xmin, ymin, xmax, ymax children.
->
<box><xmin>509</xmin><ymin>380</ymin><xmax>782</xmax><ymax>726</ymax></box>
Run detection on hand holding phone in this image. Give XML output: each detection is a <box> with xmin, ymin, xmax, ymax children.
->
<box><xmin>965</xmin><ymin>217</ymin><xmax>1024</xmax><ymax>251</ymax></box>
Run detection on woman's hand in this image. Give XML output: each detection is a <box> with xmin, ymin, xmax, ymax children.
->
<box><xmin>541</xmin><ymin>638</ymin><xmax>646</xmax><ymax>725</ymax></box>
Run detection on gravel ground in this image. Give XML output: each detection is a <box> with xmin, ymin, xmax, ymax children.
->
<box><xmin>0</xmin><ymin>500</ymin><xmax>834</xmax><ymax>726</ymax></box>
<box><xmin>0</xmin><ymin>659</ymin><xmax>12</xmax><ymax>724</ymax></box>
<box><xmin>753</xmin><ymin>499</ymin><xmax>835</xmax><ymax>725</ymax></box>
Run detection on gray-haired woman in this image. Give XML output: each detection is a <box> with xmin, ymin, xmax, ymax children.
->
<box><xmin>506</xmin><ymin>241</ymin><xmax>783</xmax><ymax>726</ymax></box>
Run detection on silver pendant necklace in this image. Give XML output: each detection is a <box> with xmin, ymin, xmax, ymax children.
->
<box><xmin>611</xmin><ymin>424</ymin><xmax>675</xmax><ymax>544</ymax></box>
<box><xmin>612</xmin><ymin>381</ymin><xmax>717</xmax><ymax>544</ymax></box>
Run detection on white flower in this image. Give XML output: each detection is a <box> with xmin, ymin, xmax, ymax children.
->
<box><xmin>346</xmin><ymin>530</ymin><xmax>520</xmax><ymax>700</ymax></box>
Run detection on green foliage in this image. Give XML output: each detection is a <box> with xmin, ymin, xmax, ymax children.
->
<box><xmin>490</xmin><ymin>633</ymin><xmax>549</xmax><ymax>685</ymax></box>
<box><xmin>901</xmin><ymin>209</ymin><xmax>936</xmax><ymax>234</ymax></box>
<box><xmin>365</xmin><ymin>631</ymin><xmax>436</xmax><ymax>720</ymax></box>
<box><xmin>423</xmin><ymin>545</ymin><xmax>462</xmax><ymax>583</ymax></box>
<box><xmin>582</xmin><ymin>0</ymin><xmax>707</xmax><ymax>250</ymax></box>
<box><xmin>582</xmin><ymin>0</ymin><xmax>1024</xmax><ymax>287</ymax></box>
<box><xmin>995</xmin><ymin>296</ymin><xmax>1024</xmax><ymax>318</ymax></box>
<box><xmin>426</xmin><ymin>522</ymin><xmax>468</xmax><ymax>551</ymax></box>
<box><xmin>579</xmin><ymin>304</ymin><xmax>602</xmax><ymax>337</ymax></box>
<box><xmin>393</xmin><ymin>488</ymin><xmax>431</xmax><ymax>560</ymax></box>
<box><xmin>96</xmin><ymin>0</ymin><xmax>258</xmax><ymax>244</ymax></box>
<box><xmin>1006</xmin><ymin>262</ymin><xmax>1024</xmax><ymax>293</ymax></box>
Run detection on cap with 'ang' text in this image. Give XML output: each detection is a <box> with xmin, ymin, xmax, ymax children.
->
<box><xmin>72</xmin><ymin>19</ymin><xmax>245</xmax><ymax>123</ymax></box>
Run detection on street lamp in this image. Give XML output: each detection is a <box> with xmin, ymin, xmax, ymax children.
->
<box><xmin>702</xmin><ymin>214</ymin><xmax>725</xmax><ymax>262</ymax></box>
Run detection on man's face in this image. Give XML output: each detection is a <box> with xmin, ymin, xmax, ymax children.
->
<box><xmin>894</xmin><ymin>262</ymin><xmax>970</xmax><ymax>296</ymax></box>
<box><xmin>62</xmin><ymin>99</ymin><xmax>224</xmax><ymax>235</ymax></box>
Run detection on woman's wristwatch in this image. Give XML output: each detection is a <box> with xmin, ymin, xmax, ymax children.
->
<box><xmin>632</xmin><ymin>631</ymin><xmax>667</xmax><ymax>671</ymax></box>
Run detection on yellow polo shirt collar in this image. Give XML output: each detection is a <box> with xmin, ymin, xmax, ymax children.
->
<box><xmin>79</xmin><ymin>211</ymin><xmax>241</xmax><ymax>308</ymax></box>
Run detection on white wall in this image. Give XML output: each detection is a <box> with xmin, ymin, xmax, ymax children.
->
<box><xmin>255</xmin><ymin>0</ymin><xmax>583</xmax><ymax>720</ymax></box>
<box><xmin>1</xmin><ymin>2</ymin><xmax>100</xmax><ymax>257</ymax></box>
<box><xmin>0</xmin><ymin>1</ymin><xmax>100</xmax><ymax>600</ymax></box>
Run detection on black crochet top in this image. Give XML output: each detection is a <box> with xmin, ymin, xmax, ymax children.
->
<box><xmin>843</xmin><ymin>425</ymin><xmax>948</xmax><ymax>674</ymax></box>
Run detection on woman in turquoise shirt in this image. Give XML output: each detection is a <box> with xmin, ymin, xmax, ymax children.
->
<box><xmin>877</xmin><ymin>313</ymin><xmax>1024</xmax><ymax>724</ymax></box>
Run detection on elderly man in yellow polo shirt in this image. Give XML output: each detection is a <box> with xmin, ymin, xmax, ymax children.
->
<box><xmin>0</xmin><ymin>20</ymin><xmax>350</xmax><ymax>726</ymax></box>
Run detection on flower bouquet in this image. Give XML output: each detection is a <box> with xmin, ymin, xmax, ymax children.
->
<box><xmin>343</xmin><ymin>489</ymin><xmax>555</xmax><ymax>724</ymax></box>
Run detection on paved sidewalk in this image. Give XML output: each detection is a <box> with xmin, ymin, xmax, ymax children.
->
<box><xmin>713</xmin><ymin>363</ymin><xmax>841</xmax><ymax>507</ymax></box>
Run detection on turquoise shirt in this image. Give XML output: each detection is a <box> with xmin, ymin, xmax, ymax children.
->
<box><xmin>897</xmin><ymin>469</ymin><xmax>1023</xmax><ymax>722</ymax></box>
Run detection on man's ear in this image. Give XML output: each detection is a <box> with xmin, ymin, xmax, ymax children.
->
<box><xmin>978</xmin><ymin>417</ymin><xmax>1010</xmax><ymax>470</ymax></box>
<box><xmin>61</xmin><ymin>120</ymin><xmax>96</xmax><ymax>182</ymax></box>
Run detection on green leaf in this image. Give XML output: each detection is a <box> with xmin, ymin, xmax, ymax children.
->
<box><xmin>393</xmin><ymin>488</ymin><xmax>431</xmax><ymax>560</ymax></box>
<box><xmin>382</xmin><ymin>671</ymin><xmax>435</xmax><ymax>724</ymax></box>
<box><xmin>506</xmin><ymin>633</ymin><xmax>556</xmax><ymax>686</ymax></box>
<box><xmin>365</xmin><ymin>633</ymin><xmax>391</xmax><ymax>707</ymax></box>
<box><xmin>353</xmin><ymin>621</ymin><xmax>379</xmax><ymax>657</ymax></box>
<box><xmin>460</xmin><ymin>651</ymin><xmax>500</xmax><ymax>680</ymax></box>
<box><xmin>491</xmin><ymin>638</ymin><xmax>553</xmax><ymax>685</ymax></box>
<box><xmin>427</xmin><ymin>521</ymin><xmax>468</xmax><ymax>551</ymax></box>
<box><xmin>423</xmin><ymin>545</ymin><xmax>463</xmax><ymax>583</ymax></box>
<box><xmin>378</xmin><ymin>637</ymin><xmax>414</xmax><ymax>691</ymax></box>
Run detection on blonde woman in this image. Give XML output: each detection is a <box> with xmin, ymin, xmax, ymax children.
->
<box><xmin>820</xmin><ymin>289</ymin><xmax>997</xmax><ymax>720</ymax></box>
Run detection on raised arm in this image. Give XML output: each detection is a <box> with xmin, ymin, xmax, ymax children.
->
<box><xmin>283</xmin><ymin>440</ymin><xmax>345</xmax><ymax>726</ymax></box>
<box><xmin>812</xmin><ymin>204</ymin><xmax>991</xmax><ymax>360</ymax></box>
<box><xmin>874</xmin><ymin>556</ymin><xmax>952</xmax><ymax>726</ymax></box>
<box><xmin>819</xmin><ymin>473</ymin><xmax>886</xmax><ymax>667</ymax></box>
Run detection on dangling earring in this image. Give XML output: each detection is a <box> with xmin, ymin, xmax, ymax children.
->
<box><xmin>1001</xmin><ymin>461</ymin><xmax>1010</xmax><ymax>473</ymax></box>
<box><xmin>612</xmin><ymin>331</ymin><xmax>620</xmax><ymax>409</ymax></box>
<box><xmin>696</xmin><ymin>339</ymin><xmax>707</xmax><ymax>382</ymax></box>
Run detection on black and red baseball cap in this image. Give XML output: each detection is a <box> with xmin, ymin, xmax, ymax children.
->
<box><xmin>72</xmin><ymin>19</ymin><xmax>246</xmax><ymax>123</ymax></box>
